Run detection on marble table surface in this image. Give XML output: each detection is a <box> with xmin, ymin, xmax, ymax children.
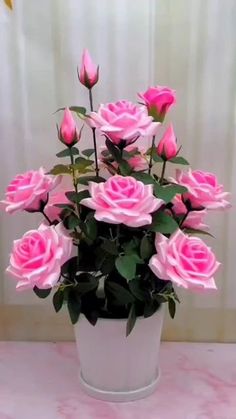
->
<box><xmin>0</xmin><ymin>341</ymin><xmax>236</xmax><ymax>419</ymax></box>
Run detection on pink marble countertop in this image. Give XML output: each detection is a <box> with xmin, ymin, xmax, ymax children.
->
<box><xmin>0</xmin><ymin>342</ymin><xmax>236</xmax><ymax>419</ymax></box>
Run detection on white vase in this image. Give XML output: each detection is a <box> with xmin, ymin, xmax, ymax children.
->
<box><xmin>74</xmin><ymin>305</ymin><xmax>164</xmax><ymax>402</ymax></box>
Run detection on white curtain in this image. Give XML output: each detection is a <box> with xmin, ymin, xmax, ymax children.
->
<box><xmin>0</xmin><ymin>0</ymin><xmax>235</xmax><ymax>341</ymax></box>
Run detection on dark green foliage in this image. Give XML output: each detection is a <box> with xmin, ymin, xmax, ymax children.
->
<box><xmin>33</xmin><ymin>286</ymin><xmax>51</xmax><ymax>298</ymax></box>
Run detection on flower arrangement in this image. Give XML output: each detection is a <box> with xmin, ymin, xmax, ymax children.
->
<box><xmin>1</xmin><ymin>49</ymin><xmax>230</xmax><ymax>336</ymax></box>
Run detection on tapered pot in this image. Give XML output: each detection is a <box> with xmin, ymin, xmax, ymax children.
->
<box><xmin>74</xmin><ymin>305</ymin><xmax>164</xmax><ymax>402</ymax></box>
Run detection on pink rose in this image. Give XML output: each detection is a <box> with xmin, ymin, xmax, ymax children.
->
<box><xmin>78</xmin><ymin>49</ymin><xmax>99</xmax><ymax>89</ymax></box>
<box><xmin>60</xmin><ymin>108</ymin><xmax>80</xmax><ymax>146</ymax></box>
<box><xmin>80</xmin><ymin>175</ymin><xmax>163</xmax><ymax>227</ymax></box>
<box><xmin>138</xmin><ymin>86</ymin><xmax>176</xmax><ymax>121</ymax></box>
<box><xmin>1</xmin><ymin>168</ymin><xmax>60</xmax><ymax>214</ymax></box>
<box><xmin>44</xmin><ymin>189</ymin><xmax>71</xmax><ymax>221</ymax></box>
<box><xmin>157</xmin><ymin>123</ymin><xmax>178</xmax><ymax>160</ymax></box>
<box><xmin>149</xmin><ymin>230</ymin><xmax>220</xmax><ymax>290</ymax></box>
<box><xmin>173</xmin><ymin>169</ymin><xmax>231</xmax><ymax>210</ymax></box>
<box><xmin>88</xmin><ymin>100</ymin><xmax>160</xmax><ymax>146</ymax></box>
<box><xmin>171</xmin><ymin>194</ymin><xmax>208</xmax><ymax>230</ymax></box>
<box><xmin>7</xmin><ymin>223</ymin><xmax>72</xmax><ymax>290</ymax></box>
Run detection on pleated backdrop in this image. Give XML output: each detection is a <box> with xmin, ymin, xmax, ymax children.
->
<box><xmin>0</xmin><ymin>0</ymin><xmax>235</xmax><ymax>341</ymax></box>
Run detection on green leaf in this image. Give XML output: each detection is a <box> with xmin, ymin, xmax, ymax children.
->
<box><xmin>64</xmin><ymin>214</ymin><xmax>80</xmax><ymax>230</ymax></box>
<box><xmin>150</xmin><ymin>212</ymin><xmax>179</xmax><ymax>234</ymax></box>
<box><xmin>168</xmin><ymin>298</ymin><xmax>176</xmax><ymax>318</ymax></box>
<box><xmin>67</xmin><ymin>291</ymin><xmax>81</xmax><ymax>324</ymax></box>
<box><xmin>61</xmin><ymin>256</ymin><xmax>78</xmax><ymax>277</ymax></box>
<box><xmin>140</xmin><ymin>236</ymin><xmax>153</xmax><ymax>259</ymax></box>
<box><xmin>153</xmin><ymin>294</ymin><xmax>168</xmax><ymax>304</ymax></box>
<box><xmin>119</xmin><ymin>159</ymin><xmax>132</xmax><ymax>176</ymax></box>
<box><xmin>56</xmin><ymin>106</ymin><xmax>87</xmax><ymax>118</ymax></box>
<box><xmin>122</xmin><ymin>238</ymin><xmax>139</xmax><ymax>253</ymax></box>
<box><xmin>148</xmin><ymin>105</ymin><xmax>164</xmax><ymax>123</ymax></box>
<box><xmin>169</xmin><ymin>156</ymin><xmax>189</xmax><ymax>165</ymax></box>
<box><xmin>144</xmin><ymin>300</ymin><xmax>161</xmax><ymax>318</ymax></box>
<box><xmin>152</xmin><ymin>153</ymin><xmax>164</xmax><ymax>163</ymax></box>
<box><xmin>75</xmin><ymin>157</ymin><xmax>94</xmax><ymax>166</ymax></box>
<box><xmin>115</xmin><ymin>255</ymin><xmax>137</xmax><ymax>281</ymax></box>
<box><xmin>75</xmin><ymin>273</ymin><xmax>98</xmax><ymax>295</ymax></box>
<box><xmin>85</xmin><ymin>216</ymin><xmax>97</xmax><ymax>240</ymax></box>
<box><xmin>183</xmin><ymin>228</ymin><xmax>214</xmax><ymax>238</ymax></box>
<box><xmin>131</xmin><ymin>172</ymin><xmax>155</xmax><ymax>185</ymax></box>
<box><xmin>33</xmin><ymin>286</ymin><xmax>51</xmax><ymax>299</ymax></box>
<box><xmin>122</xmin><ymin>148</ymin><xmax>139</xmax><ymax>158</ymax></box>
<box><xmin>126</xmin><ymin>304</ymin><xmax>137</xmax><ymax>336</ymax></box>
<box><xmin>129</xmin><ymin>278</ymin><xmax>146</xmax><ymax>301</ymax></box>
<box><xmin>106</xmin><ymin>281</ymin><xmax>135</xmax><ymax>305</ymax></box>
<box><xmin>66</xmin><ymin>190</ymin><xmax>90</xmax><ymax>203</ymax></box>
<box><xmin>147</xmin><ymin>147</ymin><xmax>163</xmax><ymax>162</ymax></box>
<box><xmin>53</xmin><ymin>290</ymin><xmax>64</xmax><ymax>312</ymax></box>
<box><xmin>101</xmin><ymin>239</ymin><xmax>119</xmax><ymax>256</ymax></box>
<box><xmin>73</xmin><ymin>157</ymin><xmax>94</xmax><ymax>173</ymax></box>
<box><xmin>56</xmin><ymin>147</ymin><xmax>79</xmax><ymax>158</ymax></box>
<box><xmin>77</xmin><ymin>176</ymin><xmax>105</xmax><ymax>185</ymax></box>
<box><xmin>82</xmin><ymin>148</ymin><xmax>95</xmax><ymax>157</ymax></box>
<box><xmin>154</xmin><ymin>184</ymin><xmax>188</xmax><ymax>203</ymax></box>
<box><xmin>55</xmin><ymin>203</ymin><xmax>74</xmax><ymax>210</ymax></box>
<box><xmin>100</xmin><ymin>256</ymin><xmax>116</xmax><ymax>274</ymax></box>
<box><xmin>49</xmin><ymin>164</ymin><xmax>71</xmax><ymax>175</ymax></box>
<box><xmin>105</xmin><ymin>139</ymin><xmax>122</xmax><ymax>163</ymax></box>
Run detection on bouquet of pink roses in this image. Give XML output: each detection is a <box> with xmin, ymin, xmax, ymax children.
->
<box><xmin>1</xmin><ymin>49</ymin><xmax>230</xmax><ymax>335</ymax></box>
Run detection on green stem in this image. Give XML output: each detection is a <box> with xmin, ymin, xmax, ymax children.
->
<box><xmin>160</xmin><ymin>160</ymin><xmax>167</xmax><ymax>185</ymax></box>
<box><xmin>89</xmin><ymin>89</ymin><xmax>99</xmax><ymax>177</ymax></box>
<box><xmin>41</xmin><ymin>210</ymin><xmax>52</xmax><ymax>225</ymax></box>
<box><xmin>148</xmin><ymin>135</ymin><xmax>156</xmax><ymax>175</ymax></box>
<box><xmin>179</xmin><ymin>210</ymin><xmax>190</xmax><ymax>228</ymax></box>
<box><xmin>116</xmin><ymin>224</ymin><xmax>120</xmax><ymax>246</ymax></box>
<box><xmin>69</xmin><ymin>151</ymin><xmax>78</xmax><ymax>193</ymax></box>
<box><xmin>69</xmin><ymin>148</ymin><xmax>80</xmax><ymax>267</ymax></box>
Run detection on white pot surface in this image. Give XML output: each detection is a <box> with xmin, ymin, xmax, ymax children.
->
<box><xmin>74</xmin><ymin>305</ymin><xmax>164</xmax><ymax>402</ymax></box>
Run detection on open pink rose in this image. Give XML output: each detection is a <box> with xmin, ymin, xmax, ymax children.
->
<box><xmin>7</xmin><ymin>223</ymin><xmax>72</xmax><ymax>290</ymax></box>
<box><xmin>78</xmin><ymin>49</ymin><xmax>99</xmax><ymax>89</ymax></box>
<box><xmin>138</xmin><ymin>86</ymin><xmax>176</xmax><ymax>121</ymax></box>
<box><xmin>88</xmin><ymin>100</ymin><xmax>160</xmax><ymax>146</ymax></box>
<box><xmin>1</xmin><ymin>168</ymin><xmax>60</xmax><ymax>214</ymax></box>
<box><xmin>80</xmin><ymin>175</ymin><xmax>163</xmax><ymax>227</ymax></box>
<box><xmin>173</xmin><ymin>169</ymin><xmax>230</xmax><ymax>210</ymax></box>
<box><xmin>157</xmin><ymin>123</ymin><xmax>178</xmax><ymax>160</ymax></box>
<box><xmin>171</xmin><ymin>194</ymin><xmax>208</xmax><ymax>230</ymax></box>
<box><xmin>149</xmin><ymin>230</ymin><xmax>220</xmax><ymax>290</ymax></box>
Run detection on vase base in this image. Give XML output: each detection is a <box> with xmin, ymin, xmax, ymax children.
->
<box><xmin>79</xmin><ymin>370</ymin><xmax>160</xmax><ymax>402</ymax></box>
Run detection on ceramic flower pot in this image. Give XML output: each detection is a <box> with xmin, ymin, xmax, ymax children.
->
<box><xmin>74</xmin><ymin>305</ymin><xmax>164</xmax><ymax>402</ymax></box>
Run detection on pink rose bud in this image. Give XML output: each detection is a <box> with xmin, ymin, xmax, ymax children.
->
<box><xmin>157</xmin><ymin>123</ymin><xmax>178</xmax><ymax>160</ymax></box>
<box><xmin>59</xmin><ymin>108</ymin><xmax>79</xmax><ymax>146</ymax></box>
<box><xmin>78</xmin><ymin>49</ymin><xmax>99</xmax><ymax>89</ymax></box>
<box><xmin>138</xmin><ymin>86</ymin><xmax>176</xmax><ymax>122</ymax></box>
